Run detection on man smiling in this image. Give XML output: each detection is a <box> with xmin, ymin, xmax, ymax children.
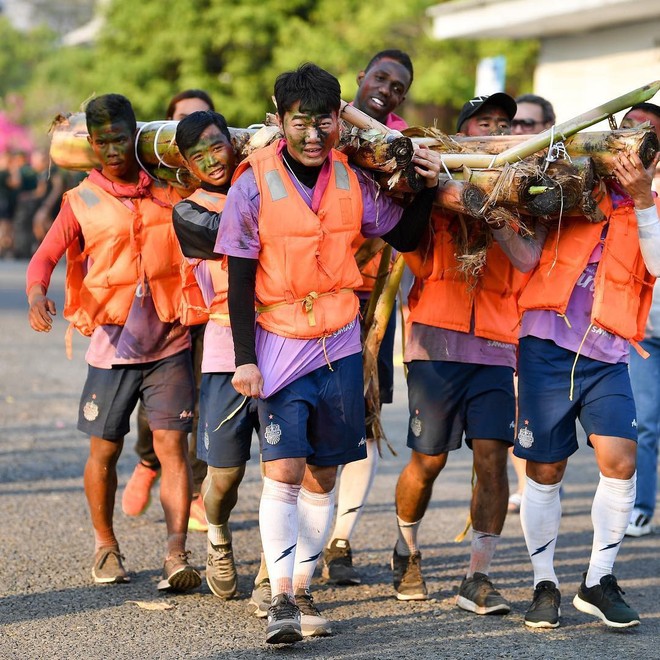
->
<box><xmin>216</xmin><ymin>63</ymin><xmax>440</xmax><ymax>644</ymax></box>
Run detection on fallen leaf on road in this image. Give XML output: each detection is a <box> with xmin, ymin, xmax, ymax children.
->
<box><xmin>126</xmin><ymin>600</ymin><xmax>176</xmax><ymax>611</ymax></box>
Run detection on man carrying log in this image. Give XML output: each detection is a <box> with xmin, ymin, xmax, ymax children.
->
<box><xmin>216</xmin><ymin>63</ymin><xmax>440</xmax><ymax>645</ymax></box>
<box><xmin>26</xmin><ymin>94</ymin><xmax>201</xmax><ymax>592</ymax></box>
<box><xmin>170</xmin><ymin>110</ymin><xmax>270</xmax><ymax>611</ymax></box>
<box><xmin>323</xmin><ymin>49</ymin><xmax>414</xmax><ymax>587</ymax></box>
<box><xmin>391</xmin><ymin>93</ymin><xmax>539</xmax><ymax>614</ymax></box>
<box><xmin>516</xmin><ymin>117</ymin><xmax>660</xmax><ymax>630</ymax></box>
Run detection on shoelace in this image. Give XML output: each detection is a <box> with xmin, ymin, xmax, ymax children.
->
<box><xmin>601</xmin><ymin>576</ymin><xmax>626</xmax><ymax>602</ymax></box>
<box><xmin>272</xmin><ymin>596</ymin><xmax>299</xmax><ymax>620</ymax></box>
<box><xmin>296</xmin><ymin>592</ymin><xmax>322</xmax><ymax>617</ymax></box>
<box><xmin>209</xmin><ymin>547</ymin><xmax>234</xmax><ymax>578</ymax></box>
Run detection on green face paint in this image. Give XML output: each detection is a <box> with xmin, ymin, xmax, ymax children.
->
<box><xmin>87</xmin><ymin>120</ymin><xmax>138</xmax><ymax>183</ymax></box>
<box><xmin>280</xmin><ymin>102</ymin><xmax>339</xmax><ymax>167</ymax></box>
<box><xmin>184</xmin><ymin>125</ymin><xmax>236</xmax><ymax>187</ymax></box>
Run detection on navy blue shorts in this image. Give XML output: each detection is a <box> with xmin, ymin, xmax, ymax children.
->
<box><xmin>515</xmin><ymin>336</ymin><xmax>638</xmax><ymax>463</ymax></box>
<box><xmin>198</xmin><ymin>372</ymin><xmax>260</xmax><ymax>468</ymax></box>
<box><xmin>257</xmin><ymin>352</ymin><xmax>367</xmax><ymax>466</ymax></box>
<box><xmin>359</xmin><ymin>296</ymin><xmax>396</xmax><ymax>404</ymax></box>
<box><xmin>78</xmin><ymin>350</ymin><xmax>195</xmax><ymax>441</ymax></box>
<box><xmin>406</xmin><ymin>360</ymin><xmax>515</xmax><ymax>455</ymax></box>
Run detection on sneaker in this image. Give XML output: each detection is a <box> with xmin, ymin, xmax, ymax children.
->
<box><xmin>122</xmin><ymin>462</ymin><xmax>159</xmax><ymax>516</ymax></box>
<box><xmin>157</xmin><ymin>551</ymin><xmax>202</xmax><ymax>593</ymax></box>
<box><xmin>572</xmin><ymin>573</ymin><xmax>640</xmax><ymax>628</ymax></box>
<box><xmin>294</xmin><ymin>588</ymin><xmax>332</xmax><ymax>637</ymax></box>
<box><xmin>266</xmin><ymin>593</ymin><xmax>303</xmax><ymax>645</ymax></box>
<box><xmin>524</xmin><ymin>581</ymin><xmax>561</xmax><ymax>628</ymax></box>
<box><xmin>249</xmin><ymin>578</ymin><xmax>272</xmax><ymax>618</ymax></box>
<box><xmin>507</xmin><ymin>492</ymin><xmax>522</xmax><ymax>513</ymax></box>
<box><xmin>322</xmin><ymin>538</ymin><xmax>361</xmax><ymax>585</ymax></box>
<box><xmin>206</xmin><ymin>540</ymin><xmax>237</xmax><ymax>599</ymax></box>
<box><xmin>456</xmin><ymin>572</ymin><xmax>511</xmax><ymax>615</ymax></box>
<box><xmin>625</xmin><ymin>510</ymin><xmax>652</xmax><ymax>537</ymax></box>
<box><xmin>391</xmin><ymin>548</ymin><xmax>428</xmax><ymax>601</ymax></box>
<box><xmin>188</xmin><ymin>494</ymin><xmax>208</xmax><ymax>533</ymax></box>
<box><xmin>92</xmin><ymin>547</ymin><xmax>130</xmax><ymax>584</ymax></box>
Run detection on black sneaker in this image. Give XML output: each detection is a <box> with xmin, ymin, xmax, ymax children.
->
<box><xmin>322</xmin><ymin>538</ymin><xmax>361</xmax><ymax>585</ymax></box>
<box><xmin>573</xmin><ymin>573</ymin><xmax>640</xmax><ymax>628</ymax></box>
<box><xmin>266</xmin><ymin>593</ymin><xmax>303</xmax><ymax>645</ymax></box>
<box><xmin>391</xmin><ymin>548</ymin><xmax>428</xmax><ymax>601</ymax></box>
<box><xmin>294</xmin><ymin>587</ymin><xmax>332</xmax><ymax>637</ymax></box>
<box><xmin>524</xmin><ymin>581</ymin><xmax>561</xmax><ymax>628</ymax></box>
<box><xmin>456</xmin><ymin>572</ymin><xmax>510</xmax><ymax>615</ymax></box>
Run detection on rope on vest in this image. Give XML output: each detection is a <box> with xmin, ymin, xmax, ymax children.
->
<box><xmin>568</xmin><ymin>323</ymin><xmax>593</xmax><ymax>401</ymax></box>
<box><xmin>256</xmin><ymin>288</ymin><xmax>354</xmax><ymax>327</ymax></box>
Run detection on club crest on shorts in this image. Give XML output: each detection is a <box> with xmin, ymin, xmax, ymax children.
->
<box><xmin>410</xmin><ymin>414</ymin><xmax>422</xmax><ymax>438</ymax></box>
<box><xmin>264</xmin><ymin>416</ymin><xmax>282</xmax><ymax>445</ymax></box>
<box><xmin>82</xmin><ymin>394</ymin><xmax>99</xmax><ymax>422</ymax></box>
<box><xmin>517</xmin><ymin>422</ymin><xmax>534</xmax><ymax>449</ymax></box>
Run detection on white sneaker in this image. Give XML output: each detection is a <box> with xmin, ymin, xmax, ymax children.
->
<box><xmin>625</xmin><ymin>509</ymin><xmax>652</xmax><ymax>537</ymax></box>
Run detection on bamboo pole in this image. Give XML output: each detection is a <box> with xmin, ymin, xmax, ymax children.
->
<box><xmin>408</xmin><ymin>81</ymin><xmax>660</xmax><ymax>170</ymax></box>
<box><xmin>421</xmin><ymin>126</ymin><xmax>659</xmax><ymax>175</ymax></box>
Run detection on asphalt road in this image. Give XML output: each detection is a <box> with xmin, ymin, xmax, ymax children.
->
<box><xmin>0</xmin><ymin>259</ymin><xmax>658</xmax><ymax>659</ymax></box>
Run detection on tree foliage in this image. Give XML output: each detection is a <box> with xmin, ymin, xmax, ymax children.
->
<box><xmin>10</xmin><ymin>0</ymin><xmax>538</xmax><ymax>134</ymax></box>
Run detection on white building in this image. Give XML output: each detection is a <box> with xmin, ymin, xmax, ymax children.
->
<box><xmin>428</xmin><ymin>0</ymin><xmax>660</xmax><ymax>125</ymax></box>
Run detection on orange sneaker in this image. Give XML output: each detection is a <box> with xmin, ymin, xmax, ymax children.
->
<box><xmin>188</xmin><ymin>494</ymin><xmax>208</xmax><ymax>532</ymax></box>
<box><xmin>122</xmin><ymin>462</ymin><xmax>160</xmax><ymax>516</ymax></box>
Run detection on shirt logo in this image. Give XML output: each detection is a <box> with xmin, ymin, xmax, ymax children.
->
<box><xmin>632</xmin><ymin>419</ymin><xmax>638</xmax><ymax>428</ymax></box>
<box><xmin>358</xmin><ymin>437</ymin><xmax>366</xmax><ymax>447</ymax></box>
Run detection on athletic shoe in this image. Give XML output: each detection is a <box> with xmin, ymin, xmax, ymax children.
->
<box><xmin>391</xmin><ymin>548</ymin><xmax>428</xmax><ymax>601</ymax></box>
<box><xmin>507</xmin><ymin>492</ymin><xmax>522</xmax><ymax>513</ymax></box>
<box><xmin>572</xmin><ymin>573</ymin><xmax>640</xmax><ymax>628</ymax></box>
<box><xmin>322</xmin><ymin>538</ymin><xmax>361</xmax><ymax>585</ymax></box>
<box><xmin>266</xmin><ymin>593</ymin><xmax>303</xmax><ymax>645</ymax></box>
<box><xmin>188</xmin><ymin>494</ymin><xmax>208</xmax><ymax>533</ymax></box>
<box><xmin>524</xmin><ymin>581</ymin><xmax>561</xmax><ymax>628</ymax></box>
<box><xmin>157</xmin><ymin>551</ymin><xmax>202</xmax><ymax>593</ymax></box>
<box><xmin>92</xmin><ymin>547</ymin><xmax>130</xmax><ymax>584</ymax></box>
<box><xmin>625</xmin><ymin>510</ymin><xmax>652</xmax><ymax>537</ymax></box>
<box><xmin>294</xmin><ymin>587</ymin><xmax>333</xmax><ymax>637</ymax></box>
<box><xmin>121</xmin><ymin>462</ymin><xmax>159</xmax><ymax>517</ymax></box>
<box><xmin>249</xmin><ymin>578</ymin><xmax>272</xmax><ymax>618</ymax></box>
<box><xmin>206</xmin><ymin>540</ymin><xmax>237</xmax><ymax>599</ymax></box>
<box><xmin>456</xmin><ymin>572</ymin><xmax>511</xmax><ymax>615</ymax></box>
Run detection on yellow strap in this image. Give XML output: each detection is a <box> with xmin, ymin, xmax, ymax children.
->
<box><xmin>212</xmin><ymin>396</ymin><xmax>248</xmax><ymax>432</ymax></box>
<box><xmin>65</xmin><ymin>322</ymin><xmax>75</xmax><ymax>360</ymax></box>
<box><xmin>256</xmin><ymin>288</ymin><xmax>354</xmax><ymax>327</ymax></box>
<box><xmin>454</xmin><ymin>465</ymin><xmax>476</xmax><ymax>542</ymax></box>
<box><xmin>209</xmin><ymin>312</ymin><xmax>230</xmax><ymax>322</ymax></box>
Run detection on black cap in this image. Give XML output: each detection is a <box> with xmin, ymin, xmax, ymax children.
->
<box><xmin>455</xmin><ymin>93</ymin><xmax>517</xmax><ymax>133</ymax></box>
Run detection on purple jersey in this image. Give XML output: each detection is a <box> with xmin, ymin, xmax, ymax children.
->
<box><xmin>521</xmin><ymin>243</ymin><xmax>630</xmax><ymax>364</ymax></box>
<box><xmin>216</xmin><ymin>154</ymin><xmax>404</xmax><ymax>396</ymax></box>
<box><xmin>191</xmin><ymin>260</ymin><xmax>236</xmax><ymax>373</ymax></box>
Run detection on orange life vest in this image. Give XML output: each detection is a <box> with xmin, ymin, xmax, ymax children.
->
<box><xmin>233</xmin><ymin>142</ymin><xmax>363</xmax><ymax>339</ymax></box>
<box><xmin>63</xmin><ymin>178</ymin><xmax>185</xmax><ymax>336</ymax></box>
<box><xmin>518</xmin><ymin>194</ymin><xmax>656</xmax><ymax>342</ymax></box>
<box><xmin>405</xmin><ymin>208</ymin><xmax>529</xmax><ymax>345</ymax></box>
<box><xmin>178</xmin><ymin>188</ymin><xmax>230</xmax><ymax>327</ymax></box>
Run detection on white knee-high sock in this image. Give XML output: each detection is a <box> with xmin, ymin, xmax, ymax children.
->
<box><xmin>293</xmin><ymin>487</ymin><xmax>335</xmax><ymax>592</ymax></box>
<box><xmin>395</xmin><ymin>516</ymin><xmax>421</xmax><ymax>556</ymax></box>
<box><xmin>259</xmin><ymin>477</ymin><xmax>300</xmax><ymax>598</ymax></box>
<box><xmin>520</xmin><ymin>477</ymin><xmax>562</xmax><ymax>587</ymax></box>
<box><xmin>329</xmin><ymin>439</ymin><xmax>379</xmax><ymax>544</ymax></box>
<box><xmin>586</xmin><ymin>472</ymin><xmax>636</xmax><ymax>587</ymax></box>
